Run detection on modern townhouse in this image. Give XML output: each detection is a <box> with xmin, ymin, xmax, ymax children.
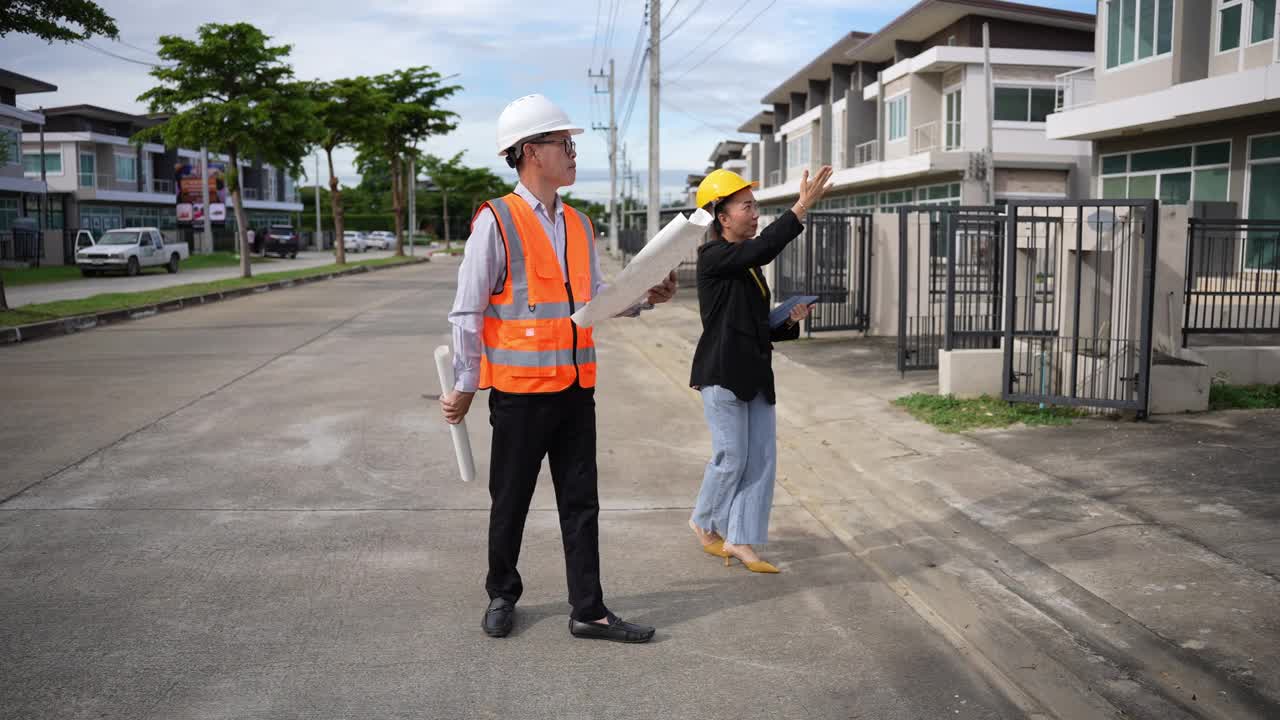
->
<box><xmin>19</xmin><ymin>104</ymin><xmax>303</xmax><ymax>261</ymax></box>
<box><xmin>1048</xmin><ymin>0</ymin><xmax>1280</xmax><ymax>265</ymax></box>
<box><xmin>741</xmin><ymin>0</ymin><xmax>1099</xmax><ymax>220</ymax></box>
<box><xmin>0</xmin><ymin>69</ymin><xmax>56</xmax><ymax>260</ymax></box>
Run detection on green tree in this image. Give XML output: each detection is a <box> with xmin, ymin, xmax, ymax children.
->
<box><xmin>138</xmin><ymin>22</ymin><xmax>318</xmax><ymax>278</ymax></box>
<box><xmin>418</xmin><ymin>152</ymin><xmax>508</xmax><ymax>248</ymax></box>
<box><xmin>365</xmin><ymin>68</ymin><xmax>460</xmax><ymax>255</ymax></box>
<box><xmin>311</xmin><ymin>76</ymin><xmax>383</xmax><ymax>265</ymax></box>
<box><xmin>1</xmin><ymin>0</ymin><xmax>117</xmax><ymax>42</ymax></box>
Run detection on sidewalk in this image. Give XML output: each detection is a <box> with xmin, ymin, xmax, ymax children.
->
<box><xmin>6</xmin><ymin>250</ymin><xmax>407</xmax><ymax>307</ymax></box>
<box><xmin>610</xmin><ymin>252</ymin><xmax>1280</xmax><ymax>719</ymax></box>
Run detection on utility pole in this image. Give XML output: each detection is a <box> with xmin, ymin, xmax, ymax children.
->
<box><xmin>647</xmin><ymin>0</ymin><xmax>660</xmax><ymax>242</ymax></box>
<box><xmin>313</xmin><ymin>152</ymin><xmax>322</xmax><ymax>252</ymax></box>
<box><xmin>407</xmin><ymin>154</ymin><xmax>416</xmax><ymax>257</ymax></box>
<box><xmin>589</xmin><ymin>59</ymin><xmax>619</xmax><ymax>254</ymax></box>
<box><xmin>200</xmin><ymin>146</ymin><xmax>212</xmax><ymax>255</ymax></box>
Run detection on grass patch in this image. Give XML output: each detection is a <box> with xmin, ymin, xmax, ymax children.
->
<box><xmin>1209</xmin><ymin>383</ymin><xmax>1280</xmax><ymax>410</ymax></box>
<box><xmin>893</xmin><ymin>393</ymin><xmax>1084</xmax><ymax>432</ymax></box>
<box><xmin>2</xmin><ymin>252</ymin><xmax>272</xmax><ymax>287</ymax></box>
<box><xmin>0</xmin><ymin>256</ymin><xmax>417</xmax><ymax>328</ymax></box>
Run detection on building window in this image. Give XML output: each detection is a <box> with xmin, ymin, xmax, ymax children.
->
<box><xmin>1099</xmin><ymin>140</ymin><xmax>1232</xmax><ymax>204</ymax></box>
<box><xmin>1107</xmin><ymin>0</ymin><xmax>1174</xmax><ymax>68</ymax></box>
<box><xmin>916</xmin><ymin>182</ymin><xmax>962</xmax><ymax>206</ymax></box>
<box><xmin>80</xmin><ymin>152</ymin><xmax>95</xmax><ymax>187</ymax></box>
<box><xmin>786</xmin><ymin>131</ymin><xmax>812</xmax><ymax>172</ymax></box>
<box><xmin>944</xmin><ymin>89</ymin><xmax>962</xmax><ymax>150</ymax></box>
<box><xmin>853</xmin><ymin>192</ymin><xmax>876</xmax><ymax>209</ymax></box>
<box><xmin>832</xmin><ymin>109</ymin><xmax>845</xmax><ymax>168</ymax></box>
<box><xmin>887</xmin><ymin>95</ymin><xmax>908</xmax><ymax>142</ymax></box>
<box><xmin>994</xmin><ymin>87</ymin><xmax>1057</xmax><ymax>123</ymax></box>
<box><xmin>0</xmin><ymin>128</ymin><xmax>19</xmax><ymax>167</ymax></box>
<box><xmin>879</xmin><ymin>188</ymin><xmax>915</xmax><ymax>208</ymax></box>
<box><xmin>1220</xmin><ymin>0</ymin><xmax>1244</xmax><ymax>50</ymax></box>
<box><xmin>115</xmin><ymin>154</ymin><xmax>137</xmax><ymax>183</ymax></box>
<box><xmin>80</xmin><ymin>206</ymin><xmax>123</xmax><ymax>233</ymax></box>
<box><xmin>1251</xmin><ymin>0</ymin><xmax>1276</xmax><ymax>42</ymax></box>
<box><xmin>0</xmin><ymin>197</ymin><xmax>18</xmax><ymax>231</ymax></box>
<box><xmin>23</xmin><ymin>152</ymin><xmax>62</xmax><ymax>175</ymax></box>
<box><xmin>1245</xmin><ymin>133</ymin><xmax>1280</xmax><ymax>269</ymax></box>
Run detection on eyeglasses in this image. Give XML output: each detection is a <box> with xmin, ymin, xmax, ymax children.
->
<box><xmin>526</xmin><ymin>137</ymin><xmax>576</xmax><ymax>157</ymax></box>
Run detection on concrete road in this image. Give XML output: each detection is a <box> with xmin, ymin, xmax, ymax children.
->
<box><xmin>7</xmin><ymin>249</ymin><xmax>412</xmax><ymax>307</ymax></box>
<box><xmin>0</xmin><ymin>259</ymin><xmax>1018</xmax><ymax>719</ymax></box>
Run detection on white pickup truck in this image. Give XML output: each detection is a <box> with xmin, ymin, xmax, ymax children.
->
<box><xmin>75</xmin><ymin>227</ymin><xmax>190</xmax><ymax>277</ymax></box>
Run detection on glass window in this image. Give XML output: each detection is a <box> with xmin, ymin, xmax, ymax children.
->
<box><xmin>1195</xmin><ymin>142</ymin><xmax>1232</xmax><ymax>165</ymax></box>
<box><xmin>23</xmin><ymin>153</ymin><xmax>62</xmax><ymax>174</ymax></box>
<box><xmin>1220</xmin><ymin>0</ymin><xmax>1243</xmax><ymax>50</ymax></box>
<box><xmin>1121</xmin><ymin>0</ymin><xmax>1138</xmax><ymax>63</ymax></box>
<box><xmin>1193</xmin><ymin>168</ymin><xmax>1230</xmax><ymax>201</ymax></box>
<box><xmin>1250</xmin><ymin>133</ymin><xmax>1280</xmax><ymax>160</ymax></box>
<box><xmin>1107</xmin><ymin>0</ymin><xmax>1123</xmax><ymax>67</ymax></box>
<box><xmin>1159</xmin><ymin>172</ymin><xmax>1192</xmax><ymax>204</ymax></box>
<box><xmin>0</xmin><ymin>197</ymin><xmax>18</xmax><ymax>231</ymax></box>
<box><xmin>1139</xmin><ymin>0</ymin><xmax>1157</xmax><ymax>58</ymax></box>
<box><xmin>853</xmin><ymin>193</ymin><xmax>876</xmax><ymax>208</ymax></box>
<box><xmin>1103</xmin><ymin>177</ymin><xmax>1129</xmax><ymax>198</ymax></box>
<box><xmin>1128</xmin><ymin>175</ymin><xmax>1158</xmax><ymax>198</ymax></box>
<box><xmin>79</xmin><ymin>153</ymin><xmax>95</xmax><ymax>187</ymax></box>
<box><xmin>115</xmin><ymin>154</ymin><xmax>136</xmax><ymax>182</ymax></box>
<box><xmin>1158</xmin><ymin>0</ymin><xmax>1174</xmax><ymax>52</ymax></box>
<box><xmin>945</xmin><ymin>90</ymin><xmax>962</xmax><ymax>150</ymax></box>
<box><xmin>1245</xmin><ymin>163</ymin><xmax>1280</xmax><ymax>268</ymax></box>
<box><xmin>0</xmin><ymin>129</ymin><xmax>18</xmax><ymax>167</ymax></box>
<box><xmin>1131</xmin><ymin>146</ymin><xmax>1194</xmax><ymax>171</ymax></box>
<box><xmin>887</xmin><ymin>96</ymin><xmax>908</xmax><ymax>141</ymax></box>
<box><xmin>1253</xmin><ymin>0</ymin><xmax>1276</xmax><ymax>42</ymax></box>
<box><xmin>994</xmin><ymin>87</ymin><xmax>1029</xmax><ymax>121</ymax></box>
<box><xmin>1029</xmin><ymin>89</ymin><xmax>1057</xmax><ymax>122</ymax></box>
<box><xmin>1102</xmin><ymin>155</ymin><xmax>1128</xmax><ymax>174</ymax></box>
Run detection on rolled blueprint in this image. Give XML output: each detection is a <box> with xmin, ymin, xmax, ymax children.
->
<box><xmin>571</xmin><ymin>208</ymin><xmax>713</xmax><ymax>327</ymax></box>
<box><xmin>434</xmin><ymin>345</ymin><xmax>476</xmax><ymax>483</ymax></box>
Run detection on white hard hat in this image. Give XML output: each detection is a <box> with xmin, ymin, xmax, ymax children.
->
<box><xmin>496</xmin><ymin>94</ymin><xmax>583</xmax><ymax>158</ymax></box>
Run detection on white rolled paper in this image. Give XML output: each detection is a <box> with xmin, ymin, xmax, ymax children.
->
<box><xmin>434</xmin><ymin>345</ymin><xmax>476</xmax><ymax>483</ymax></box>
<box><xmin>571</xmin><ymin>208</ymin><xmax>713</xmax><ymax>327</ymax></box>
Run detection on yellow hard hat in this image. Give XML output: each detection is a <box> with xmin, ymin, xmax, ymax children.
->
<box><xmin>696</xmin><ymin>169</ymin><xmax>757</xmax><ymax>210</ymax></box>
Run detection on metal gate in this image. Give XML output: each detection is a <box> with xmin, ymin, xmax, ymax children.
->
<box><xmin>1001</xmin><ymin>200</ymin><xmax>1158</xmax><ymax>416</ymax></box>
<box><xmin>774</xmin><ymin>212</ymin><xmax>872</xmax><ymax>333</ymax></box>
<box><xmin>897</xmin><ymin>206</ymin><xmax>1004</xmax><ymax>371</ymax></box>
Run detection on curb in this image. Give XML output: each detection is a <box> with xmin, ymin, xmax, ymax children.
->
<box><xmin>1</xmin><ymin>256</ymin><xmax>430</xmax><ymax>346</ymax></box>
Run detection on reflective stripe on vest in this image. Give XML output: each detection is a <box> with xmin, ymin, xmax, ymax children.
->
<box><xmin>477</xmin><ymin>193</ymin><xmax>598</xmax><ymax>393</ymax></box>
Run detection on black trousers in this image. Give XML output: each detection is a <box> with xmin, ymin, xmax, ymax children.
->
<box><xmin>486</xmin><ymin>384</ymin><xmax>606</xmax><ymax>622</ymax></box>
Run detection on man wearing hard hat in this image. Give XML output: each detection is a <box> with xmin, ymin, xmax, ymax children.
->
<box><xmin>441</xmin><ymin>94</ymin><xmax>675</xmax><ymax>643</ymax></box>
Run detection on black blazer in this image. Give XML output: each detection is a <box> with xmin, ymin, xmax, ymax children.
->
<box><xmin>689</xmin><ymin>211</ymin><xmax>805</xmax><ymax>404</ymax></box>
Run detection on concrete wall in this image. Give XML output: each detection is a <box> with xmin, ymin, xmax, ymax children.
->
<box><xmin>868</xmin><ymin>211</ymin><xmax>901</xmax><ymax>338</ymax></box>
<box><xmin>909</xmin><ymin>73</ymin><xmax>944</xmax><ymax>152</ymax></box>
<box><xmin>996</xmin><ymin>168</ymin><xmax>1070</xmax><ymax>196</ymax></box>
<box><xmin>939</xmin><ymin>348</ymin><xmax>1004</xmax><ymax>397</ymax></box>
<box><xmin>1174</xmin><ymin>0</ymin><xmax>1212</xmax><ymax>84</ymax></box>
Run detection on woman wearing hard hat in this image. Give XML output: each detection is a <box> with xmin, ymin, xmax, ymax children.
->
<box><xmin>687</xmin><ymin>164</ymin><xmax>834</xmax><ymax>573</ymax></box>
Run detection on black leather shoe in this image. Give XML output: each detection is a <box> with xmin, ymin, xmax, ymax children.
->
<box><xmin>568</xmin><ymin>612</ymin><xmax>655</xmax><ymax>643</ymax></box>
<box><xmin>482</xmin><ymin>598</ymin><xmax>514</xmax><ymax>638</ymax></box>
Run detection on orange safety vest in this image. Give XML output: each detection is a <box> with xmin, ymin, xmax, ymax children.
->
<box><xmin>476</xmin><ymin>193</ymin><xmax>598</xmax><ymax>394</ymax></box>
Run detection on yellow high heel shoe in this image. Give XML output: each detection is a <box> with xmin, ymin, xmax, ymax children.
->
<box><xmin>701</xmin><ymin>540</ymin><xmax>730</xmax><ymax>559</ymax></box>
<box><xmin>723</xmin><ymin>546</ymin><xmax>780</xmax><ymax>574</ymax></box>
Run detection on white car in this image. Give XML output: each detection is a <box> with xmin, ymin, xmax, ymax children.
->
<box><xmin>342</xmin><ymin>231</ymin><xmax>368</xmax><ymax>253</ymax></box>
<box><xmin>76</xmin><ymin>227</ymin><xmax>189</xmax><ymax>276</ymax></box>
<box><xmin>366</xmin><ymin>231</ymin><xmax>394</xmax><ymax>250</ymax></box>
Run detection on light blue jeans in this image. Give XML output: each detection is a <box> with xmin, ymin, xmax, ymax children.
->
<box><xmin>691</xmin><ymin>385</ymin><xmax>777</xmax><ymax>545</ymax></box>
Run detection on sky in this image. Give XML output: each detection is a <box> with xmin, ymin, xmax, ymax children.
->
<box><xmin>2</xmin><ymin>0</ymin><xmax>1095</xmax><ymax>203</ymax></box>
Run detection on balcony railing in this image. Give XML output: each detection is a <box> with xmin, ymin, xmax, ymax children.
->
<box><xmin>767</xmin><ymin>169</ymin><xmax>782</xmax><ymax>187</ymax></box>
<box><xmin>853</xmin><ymin>140</ymin><xmax>878</xmax><ymax>167</ymax></box>
<box><xmin>151</xmin><ymin>178</ymin><xmax>173</xmax><ymax>194</ymax></box>
<box><xmin>1055</xmin><ymin>65</ymin><xmax>1095</xmax><ymax>112</ymax></box>
<box><xmin>911</xmin><ymin>122</ymin><xmax>939</xmax><ymax>154</ymax></box>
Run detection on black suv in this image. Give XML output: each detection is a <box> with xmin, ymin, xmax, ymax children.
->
<box><xmin>264</xmin><ymin>225</ymin><xmax>301</xmax><ymax>258</ymax></box>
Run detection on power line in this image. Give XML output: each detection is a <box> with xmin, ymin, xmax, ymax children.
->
<box><xmin>661</xmin><ymin>0</ymin><xmax>710</xmax><ymax>42</ymax></box>
<box><xmin>661</xmin><ymin>98</ymin><xmax>743</xmax><ymax>135</ymax></box>
<box><xmin>75</xmin><ymin>40</ymin><xmax>166</xmax><ymax>68</ymax></box>
<box><xmin>616</xmin><ymin>6</ymin><xmax>650</xmax><ymax>138</ymax></box>
<box><xmin>667</xmin><ymin>0</ymin><xmax>777</xmax><ymax>84</ymax></box>
<box><xmin>114</xmin><ymin>38</ymin><xmax>161</xmax><ymax>58</ymax></box>
<box><xmin>661</xmin><ymin>0</ymin><xmax>683</xmax><ymax>23</ymax></box>
<box><xmin>591</xmin><ymin>0</ymin><xmax>604</xmax><ymax>68</ymax></box>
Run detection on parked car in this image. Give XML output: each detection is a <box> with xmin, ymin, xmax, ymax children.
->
<box><xmin>264</xmin><ymin>225</ymin><xmax>301</xmax><ymax>258</ymax></box>
<box><xmin>76</xmin><ymin>227</ymin><xmax>190</xmax><ymax>276</ymax></box>
<box><xmin>342</xmin><ymin>231</ymin><xmax>368</xmax><ymax>253</ymax></box>
<box><xmin>73</xmin><ymin>229</ymin><xmax>97</xmax><ymax>254</ymax></box>
<box><xmin>366</xmin><ymin>231</ymin><xmax>395</xmax><ymax>250</ymax></box>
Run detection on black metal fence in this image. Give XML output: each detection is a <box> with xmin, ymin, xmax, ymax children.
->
<box><xmin>775</xmin><ymin>212</ymin><xmax>872</xmax><ymax>333</ymax></box>
<box><xmin>0</xmin><ymin>226</ymin><xmax>44</xmax><ymax>264</ymax></box>
<box><xmin>1001</xmin><ymin>200</ymin><xmax>1159</xmax><ymax>417</ymax></box>
<box><xmin>1183</xmin><ymin>217</ymin><xmax>1280</xmax><ymax>345</ymax></box>
<box><xmin>897</xmin><ymin>206</ymin><xmax>1005</xmax><ymax>371</ymax></box>
<box><xmin>621</xmin><ymin>208</ymin><xmax>702</xmax><ymax>286</ymax></box>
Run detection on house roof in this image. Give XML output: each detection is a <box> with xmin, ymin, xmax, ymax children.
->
<box><xmin>40</xmin><ymin>104</ymin><xmax>163</xmax><ymax>128</ymax></box>
<box><xmin>760</xmin><ymin>32</ymin><xmax>872</xmax><ymax>105</ymax></box>
<box><xmin>0</xmin><ymin>68</ymin><xmax>57</xmax><ymax>95</ymax></box>
<box><xmin>843</xmin><ymin>0</ymin><xmax>1095</xmax><ymax>63</ymax></box>
<box><xmin>736</xmin><ymin>110</ymin><xmax>775</xmax><ymax>134</ymax></box>
<box><xmin>707</xmin><ymin>140</ymin><xmax>747</xmax><ymax>164</ymax></box>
